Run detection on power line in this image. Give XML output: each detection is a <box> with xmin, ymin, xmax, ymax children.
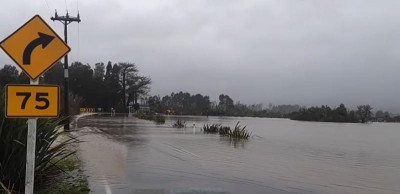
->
<box><xmin>77</xmin><ymin>22</ymin><xmax>80</xmax><ymax>62</ymax></box>
<box><xmin>64</xmin><ymin>0</ymin><xmax>68</xmax><ymax>12</ymax></box>
<box><xmin>43</xmin><ymin>0</ymin><xmax>52</xmax><ymax>16</ymax></box>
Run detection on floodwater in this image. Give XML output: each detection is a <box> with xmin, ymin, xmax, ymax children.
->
<box><xmin>74</xmin><ymin>114</ymin><xmax>400</xmax><ymax>194</ymax></box>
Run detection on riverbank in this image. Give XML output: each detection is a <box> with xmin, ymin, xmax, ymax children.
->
<box><xmin>37</xmin><ymin>113</ymin><xmax>97</xmax><ymax>194</ymax></box>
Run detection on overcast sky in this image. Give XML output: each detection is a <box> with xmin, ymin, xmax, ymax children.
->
<box><xmin>1</xmin><ymin>0</ymin><xmax>400</xmax><ymax>112</ymax></box>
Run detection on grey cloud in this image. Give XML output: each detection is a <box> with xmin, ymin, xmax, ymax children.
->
<box><xmin>1</xmin><ymin>0</ymin><xmax>400</xmax><ymax>112</ymax></box>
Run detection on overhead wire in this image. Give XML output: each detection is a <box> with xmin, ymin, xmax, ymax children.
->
<box><xmin>43</xmin><ymin>0</ymin><xmax>52</xmax><ymax>17</ymax></box>
<box><xmin>77</xmin><ymin>0</ymin><xmax>81</xmax><ymax>62</ymax></box>
<box><xmin>64</xmin><ymin>0</ymin><xmax>68</xmax><ymax>12</ymax></box>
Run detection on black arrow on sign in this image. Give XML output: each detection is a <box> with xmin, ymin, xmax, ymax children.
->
<box><xmin>23</xmin><ymin>32</ymin><xmax>55</xmax><ymax>65</ymax></box>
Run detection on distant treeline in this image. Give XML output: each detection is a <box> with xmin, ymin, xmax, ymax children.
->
<box><xmin>148</xmin><ymin>92</ymin><xmax>400</xmax><ymax>123</ymax></box>
<box><xmin>0</xmin><ymin>62</ymin><xmax>151</xmax><ymax>113</ymax></box>
<box><xmin>147</xmin><ymin>92</ymin><xmax>301</xmax><ymax>117</ymax></box>
<box><xmin>1</xmin><ymin>64</ymin><xmax>398</xmax><ymax>122</ymax></box>
<box><xmin>289</xmin><ymin>104</ymin><xmax>400</xmax><ymax>123</ymax></box>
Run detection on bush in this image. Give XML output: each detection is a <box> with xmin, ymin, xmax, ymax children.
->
<box><xmin>172</xmin><ymin>120</ymin><xmax>186</xmax><ymax>128</ymax></box>
<box><xmin>202</xmin><ymin>124</ymin><xmax>221</xmax><ymax>134</ymax></box>
<box><xmin>202</xmin><ymin>122</ymin><xmax>251</xmax><ymax>140</ymax></box>
<box><xmin>218</xmin><ymin>126</ymin><xmax>231</xmax><ymax>135</ymax></box>
<box><xmin>154</xmin><ymin>114</ymin><xmax>166</xmax><ymax>124</ymax></box>
<box><xmin>227</xmin><ymin>122</ymin><xmax>251</xmax><ymax>139</ymax></box>
<box><xmin>135</xmin><ymin>111</ymin><xmax>165</xmax><ymax>124</ymax></box>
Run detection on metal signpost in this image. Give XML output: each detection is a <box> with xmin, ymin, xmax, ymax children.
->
<box><xmin>0</xmin><ymin>15</ymin><xmax>70</xmax><ymax>194</ymax></box>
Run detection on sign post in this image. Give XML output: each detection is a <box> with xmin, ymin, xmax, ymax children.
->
<box><xmin>25</xmin><ymin>80</ymin><xmax>38</xmax><ymax>194</ymax></box>
<box><xmin>0</xmin><ymin>15</ymin><xmax>70</xmax><ymax>194</ymax></box>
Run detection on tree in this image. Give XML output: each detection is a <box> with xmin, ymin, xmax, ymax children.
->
<box><xmin>94</xmin><ymin>62</ymin><xmax>105</xmax><ymax>80</ymax></box>
<box><xmin>107</xmin><ymin>63</ymin><xmax>122</xmax><ymax>111</ymax></box>
<box><xmin>218</xmin><ymin>94</ymin><xmax>234</xmax><ymax>115</ymax></box>
<box><xmin>357</xmin><ymin>105</ymin><xmax>373</xmax><ymax>123</ymax></box>
<box><xmin>118</xmin><ymin>63</ymin><xmax>137</xmax><ymax>110</ymax></box>
<box><xmin>43</xmin><ymin>62</ymin><xmax>63</xmax><ymax>85</ymax></box>
<box><xmin>126</xmin><ymin>75</ymin><xmax>151</xmax><ymax>106</ymax></box>
<box><xmin>0</xmin><ymin>65</ymin><xmax>19</xmax><ymax>86</ymax></box>
<box><xmin>148</xmin><ymin>95</ymin><xmax>162</xmax><ymax>112</ymax></box>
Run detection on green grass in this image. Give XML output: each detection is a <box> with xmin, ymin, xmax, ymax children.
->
<box><xmin>36</xmin><ymin>155</ymin><xmax>90</xmax><ymax>194</ymax></box>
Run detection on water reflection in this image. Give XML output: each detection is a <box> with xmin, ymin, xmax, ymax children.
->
<box><xmin>218</xmin><ymin>136</ymin><xmax>248</xmax><ymax>148</ymax></box>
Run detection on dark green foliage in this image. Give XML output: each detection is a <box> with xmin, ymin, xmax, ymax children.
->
<box><xmin>289</xmin><ymin>104</ymin><xmax>373</xmax><ymax>123</ymax></box>
<box><xmin>0</xmin><ymin>65</ymin><xmax>19</xmax><ymax>86</ymax></box>
<box><xmin>135</xmin><ymin>111</ymin><xmax>165</xmax><ymax>124</ymax></box>
<box><xmin>228</xmin><ymin>122</ymin><xmax>251</xmax><ymax>139</ymax></box>
<box><xmin>150</xmin><ymin>92</ymin><xmax>211</xmax><ymax>115</ymax></box>
<box><xmin>154</xmin><ymin>114</ymin><xmax>166</xmax><ymax>124</ymax></box>
<box><xmin>0</xmin><ymin>117</ymin><xmax>76</xmax><ymax>192</ymax></box>
<box><xmin>219</xmin><ymin>126</ymin><xmax>231</xmax><ymax>135</ymax></box>
<box><xmin>202</xmin><ymin>124</ymin><xmax>221</xmax><ymax>134</ymax></box>
<box><xmin>202</xmin><ymin>122</ymin><xmax>251</xmax><ymax>140</ymax></box>
<box><xmin>172</xmin><ymin>120</ymin><xmax>186</xmax><ymax>128</ymax></box>
<box><xmin>149</xmin><ymin>91</ymin><xmax>300</xmax><ymax>118</ymax></box>
<box><xmin>357</xmin><ymin>105</ymin><xmax>373</xmax><ymax>123</ymax></box>
<box><xmin>41</xmin><ymin>61</ymin><xmax>152</xmax><ymax>113</ymax></box>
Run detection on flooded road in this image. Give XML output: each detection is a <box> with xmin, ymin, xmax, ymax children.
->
<box><xmin>75</xmin><ymin>114</ymin><xmax>400</xmax><ymax>194</ymax></box>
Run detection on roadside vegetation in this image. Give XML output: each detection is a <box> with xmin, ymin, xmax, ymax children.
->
<box><xmin>289</xmin><ymin>104</ymin><xmax>374</xmax><ymax>123</ymax></box>
<box><xmin>172</xmin><ymin>120</ymin><xmax>186</xmax><ymax>128</ymax></box>
<box><xmin>135</xmin><ymin>111</ymin><xmax>166</xmax><ymax>124</ymax></box>
<box><xmin>0</xmin><ymin>81</ymin><xmax>89</xmax><ymax>193</ymax></box>
<box><xmin>202</xmin><ymin>122</ymin><xmax>251</xmax><ymax>140</ymax></box>
<box><xmin>0</xmin><ymin>106</ymin><xmax>81</xmax><ymax>193</ymax></box>
<box><xmin>36</xmin><ymin>155</ymin><xmax>89</xmax><ymax>194</ymax></box>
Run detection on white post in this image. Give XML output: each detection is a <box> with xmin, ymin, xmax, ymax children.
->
<box><xmin>25</xmin><ymin>79</ymin><xmax>38</xmax><ymax>194</ymax></box>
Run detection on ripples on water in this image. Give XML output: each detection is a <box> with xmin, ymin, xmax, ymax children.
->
<box><xmin>75</xmin><ymin>114</ymin><xmax>400</xmax><ymax>194</ymax></box>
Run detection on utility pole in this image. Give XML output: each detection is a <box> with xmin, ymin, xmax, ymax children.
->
<box><xmin>51</xmin><ymin>10</ymin><xmax>81</xmax><ymax>131</ymax></box>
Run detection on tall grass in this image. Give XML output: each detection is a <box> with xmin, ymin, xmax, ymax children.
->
<box><xmin>227</xmin><ymin>122</ymin><xmax>251</xmax><ymax>139</ymax></box>
<box><xmin>0</xmin><ymin>89</ymin><xmax>76</xmax><ymax>193</ymax></box>
<box><xmin>202</xmin><ymin>124</ymin><xmax>221</xmax><ymax>134</ymax></box>
<box><xmin>202</xmin><ymin>122</ymin><xmax>251</xmax><ymax>140</ymax></box>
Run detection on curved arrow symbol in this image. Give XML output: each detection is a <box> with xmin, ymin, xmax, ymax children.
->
<box><xmin>23</xmin><ymin>32</ymin><xmax>55</xmax><ymax>65</ymax></box>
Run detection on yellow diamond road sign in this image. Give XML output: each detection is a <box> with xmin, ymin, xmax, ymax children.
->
<box><xmin>0</xmin><ymin>15</ymin><xmax>70</xmax><ymax>80</ymax></box>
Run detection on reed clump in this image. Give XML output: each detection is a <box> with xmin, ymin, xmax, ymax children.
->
<box><xmin>202</xmin><ymin>122</ymin><xmax>251</xmax><ymax>140</ymax></box>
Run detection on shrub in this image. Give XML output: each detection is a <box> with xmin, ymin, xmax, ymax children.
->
<box><xmin>154</xmin><ymin>114</ymin><xmax>166</xmax><ymax>124</ymax></box>
<box><xmin>135</xmin><ymin>111</ymin><xmax>165</xmax><ymax>124</ymax></box>
<box><xmin>202</xmin><ymin>122</ymin><xmax>251</xmax><ymax>140</ymax></box>
<box><xmin>227</xmin><ymin>122</ymin><xmax>251</xmax><ymax>139</ymax></box>
<box><xmin>172</xmin><ymin>120</ymin><xmax>186</xmax><ymax>128</ymax></box>
<box><xmin>218</xmin><ymin>126</ymin><xmax>231</xmax><ymax>135</ymax></box>
<box><xmin>202</xmin><ymin>124</ymin><xmax>221</xmax><ymax>134</ymax></box>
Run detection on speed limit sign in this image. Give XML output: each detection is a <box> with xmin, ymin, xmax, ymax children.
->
<box><xmin>5</xmin><ymin>84</ymin><xmax>59</xmax><ymax>118</ymax></box>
